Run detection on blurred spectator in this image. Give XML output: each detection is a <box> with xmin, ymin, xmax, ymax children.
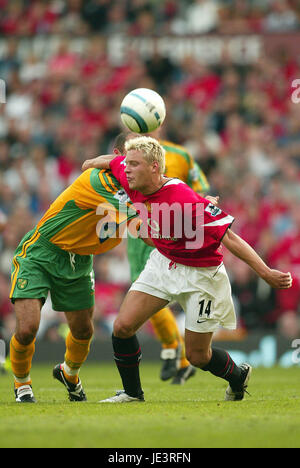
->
<box><xmin>0</xmin><ymin>0</ymin><xmax>24</xmax><ymax>37</ymax></box>
<box><xmin>263</xmin><ymin>0</ymin><xmax>299</xmax><ymax>32</ymax></box>
<box><xmin>171</xmin><ymin>0</ymin><xmax>220</xmax><ymax>34</ymax></box>
<box><xmin>0</xmin><ymin>38</ymin><xmax>20</xmax><ymax>83</ymax></box>
<box><xmin>47</xmin><ymin>40</ymin><xmax>79</xmax><ymax>80</ymax></box>
<box><xmin>104</xmin><ymin>2</ymin><xmax>129</xmax><ymax>35</ymax></box>
<box><xmin>0</xmin><ymin>209</ymin><xmax>7</xmax><ymax>233</ymax></box>
<box><xmin>145</xmin><ymin>46</ymin><xmax>179</xmax><ymax>95</ymax></box>
<box><xmin>218</xmin><ymin>0</ymin><xmax>264</xmax><ymax>34</ymax></box>
<box><xmin>230</xmin><ymin>259</ymin><xmax>276</xmax><ymax>331</ymax></box>
<box><xmin>81</xmin><ymin>0</ymin><xmax>110</xmax><ymax>32</ymax></box>
<box><xmin>0</xmin><ymin>272</ymin><xmax>14</xmax><ymax>342</ymax></box>
<box><xmin>266</xmin><ymin>204</ymin><xmax>300</xmax><ymax>338</ymax></box>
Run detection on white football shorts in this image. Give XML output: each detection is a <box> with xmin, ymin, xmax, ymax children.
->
<box><xmin>130</xmin><ymin>249</ymin><xmax>236</xmax><ymax>333</ymax></box>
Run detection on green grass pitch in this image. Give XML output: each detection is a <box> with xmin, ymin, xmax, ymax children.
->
<box><xmin>0</xmin><ymin>363</ymin><xmax>299</xmax><ymax>448</ymax></box>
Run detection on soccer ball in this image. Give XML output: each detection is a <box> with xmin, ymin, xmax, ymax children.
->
<box><xmin>120</xmin><ymin>88</ymin><xmax>166</xmax><ymax>134</ymax></box>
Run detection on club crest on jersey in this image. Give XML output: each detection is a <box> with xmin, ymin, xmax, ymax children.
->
<box><xmin>17</xmin><ymin>278</ymin><xmax>28</xmax><ymax>290</ymax></box>
<box><xmin>114</xmin><ymin>189</ymin><xmax>130</xmax><ymax>204</ymax></box>
<box><xmin>205</xmin><ymin>203</ymin><xmax>222</xmax><ymax>217</ymax></box>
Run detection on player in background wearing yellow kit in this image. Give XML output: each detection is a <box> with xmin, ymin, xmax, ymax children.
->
<box><xmin>9</xmin><ymin>166</ymin><xmax>139</xmax><ymax>402</ymax></box>
<box><xmin>113</xmin><ymin>129</ymin><xmax>212</xmax><ymax>384</ymax></box>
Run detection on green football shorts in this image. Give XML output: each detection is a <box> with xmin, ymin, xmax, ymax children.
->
<box><xmin>10</xmin><ymin>229</ymin><xmax>95</xmax><ymax>312</ymax></box>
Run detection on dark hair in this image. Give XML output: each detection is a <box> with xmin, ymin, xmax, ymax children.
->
<box><xmin>113</xmin><ymin>131</ymin><xmax>139</xmax><ymax>153</ymax></box>
<box><xmin>113</xmin><ymin>133</ymin><xmax>128</xmax><ymax>153</ymax></box>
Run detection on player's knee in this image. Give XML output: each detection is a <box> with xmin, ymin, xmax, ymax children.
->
<box><xmin>15</xmin><ymin>324</ymin><xmax>38</xmax><ymax>346</ymax></box>
<box><xmin>72</xmin><ymin>321</ymin><xmax>94</xmax><ymax>340</ymax></box>
<box><xmin>186</xmin><ymin>349</ymin><xmax>211</xmax><ymax>368</ymax></box>
<box><xmin>113</xmin><ymin>318</ymin><xmax>136</xmax><ymax>339</ymax></box>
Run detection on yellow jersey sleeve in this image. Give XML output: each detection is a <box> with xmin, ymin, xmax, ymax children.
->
<box><xmin>36</xmin><ymin>169</ymin><xmax>137</xmax><ymax>255</ymax></box>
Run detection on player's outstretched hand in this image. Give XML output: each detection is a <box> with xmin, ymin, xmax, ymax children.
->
<box><xmin>263</xmin><ymin>269</ymin><xmax>293</xmax><ymax>289</ymax></box>
<box><xmin>205</xmin><ymin>195</ymin><xmax>219</xmax><ymax>206</ymax></box>
<box><xmin>82</xmin><ymin>158</ymin><xmax>95</xmax><ymax>171</ymax></box>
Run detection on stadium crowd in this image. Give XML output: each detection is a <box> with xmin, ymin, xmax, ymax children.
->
<box><xmin>0</xmin><ymin>0</ymin><xmax>299</xmax><ymax>36</ymax></box>
<box><xmin>0</xmin><ymin>0</ymin><xmax>300</xmax><ymax>345</ymax></box>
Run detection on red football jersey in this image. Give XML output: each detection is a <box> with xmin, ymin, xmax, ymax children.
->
<box><xmin>110</xmin><ymin>156</ymin><xmax>234</xmax><ymax>267</ymax></box>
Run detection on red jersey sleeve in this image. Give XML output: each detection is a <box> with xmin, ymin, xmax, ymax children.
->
<box><xmin>203</xmin><ymin>202</ymin><xmax>235</xmax><ymax>243</ymax></box>
<box><xmin>109</xmin><ymin>156</ymin><xmax>129</xmax><ymax>190</ymax></box>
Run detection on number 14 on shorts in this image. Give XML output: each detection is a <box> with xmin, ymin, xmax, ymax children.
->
<box><xmin>197</xmin><ymin>299</ymin><xmax>212</xmax><ymax>323</ymax></box>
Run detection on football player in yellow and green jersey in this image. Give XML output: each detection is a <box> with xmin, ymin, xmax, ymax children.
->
<box><xmin>114</xmin><ymin>132</ymin><xmax>210</xmax><ymax>385</ymax></box>
<box><xmin>10</xmin><ymin>168</ymin><xmax>137</xmax><ymax>305</ymax></box>
<box><xmin>9</xmin><ymin>167</ymin><xmax>137</xmax><ymax>403</ymax></box>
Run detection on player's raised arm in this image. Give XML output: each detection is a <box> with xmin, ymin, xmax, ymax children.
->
<box><xmin>222</xmin><ymin>229</ymin><xmax>292</xmax><ymax>289</ymax></box>
<box><xmin>82</xmin><ymin>154</ymin><xmax>117</xmax><ymax>171</ymax></box>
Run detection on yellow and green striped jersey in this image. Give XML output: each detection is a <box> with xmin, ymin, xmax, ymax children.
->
<box><xmin>36</xmin><ymin>168</ymin><xmax>137</xmax><ymax>256</ymax></box>
<box><xmin>161</xmin><ymin>140</ymin><xmax>210</xmax><ymax>194</ymax></box>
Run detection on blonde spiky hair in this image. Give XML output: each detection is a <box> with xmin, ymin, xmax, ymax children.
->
<box><xmin>125</xmin><ymin>136</ymin><xmax>166</xmax><ymax>175</ymax></box>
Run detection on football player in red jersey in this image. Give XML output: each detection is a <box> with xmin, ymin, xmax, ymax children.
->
<box><xmin>83</xmin><ymin>136</ymin><xmax>292</xmax><ymax>403</ymax></box>
<box><xmin>113</xmin><ymin>131</ymin><xmax>217</xmax><ymax>385</ymax></box>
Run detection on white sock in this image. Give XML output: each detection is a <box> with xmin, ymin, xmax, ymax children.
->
<box><xmin>14</xmin><ymin>375</ymin><xmax>31</xmax><ymax>385</ymax></box>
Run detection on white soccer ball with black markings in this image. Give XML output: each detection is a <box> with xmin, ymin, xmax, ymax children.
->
<box><xmin>120</xmin><ymin>88</ymin><xmax>166</xmax><ymax>134</ymax></box>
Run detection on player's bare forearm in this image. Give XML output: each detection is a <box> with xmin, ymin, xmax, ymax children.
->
<box><xmin>82</xmin><ymin>154</ymin><xmax>116</xmax><ymax>171</ymax></box>
<box><xmin>222</xmin><ymin>229</ymin><xmax>268</xmax><ymax>277</ymax></box>
<box><xmin>222</xmin><ymin>229</ymin><xmax>292</xmax><ymax>289</ymax></box>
